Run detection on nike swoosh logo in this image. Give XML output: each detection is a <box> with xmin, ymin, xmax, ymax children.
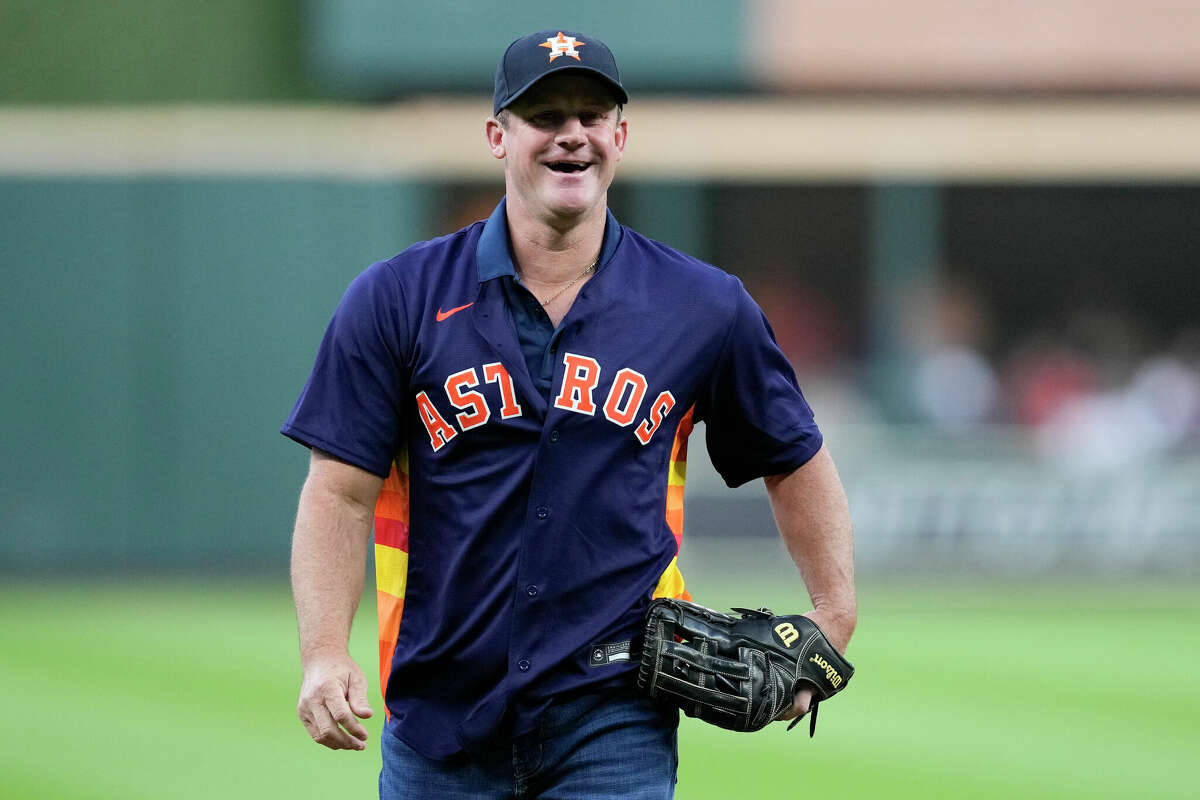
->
<box><xmin>436</xmin><ymin>302</ymin><xmax>474</xmax><ymax>322</ymax></box>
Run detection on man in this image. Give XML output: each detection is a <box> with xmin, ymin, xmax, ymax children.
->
<box><xmin>283</xmin><ymin>29</ymin><xmax>855</xmax><ymax>799</ymax></box>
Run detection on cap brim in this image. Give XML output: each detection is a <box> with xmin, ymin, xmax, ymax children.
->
<box><xmin>498</xmin><ymin>65</ymin><xmax>628</xmax><ymax>113</ymax></box>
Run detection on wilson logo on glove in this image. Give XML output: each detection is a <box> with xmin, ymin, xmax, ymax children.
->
<box><xmin>773</xmin><ymin>622</ymin><xmax>800</xmax><ymax>647</ymax></box>
<box><xmin>809</xmin><ymin>653</ymin><xmax>844</xmax><ymax>688</ymax></box>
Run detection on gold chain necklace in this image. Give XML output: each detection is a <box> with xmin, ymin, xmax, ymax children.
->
<box><xmin>535</xmin><ymin>256</ymin><xmax>598</xmax><ymax>307</ymax></box>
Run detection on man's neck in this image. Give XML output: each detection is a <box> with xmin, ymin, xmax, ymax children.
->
<box><xmin>506</xmin><ymin>201</ymin><xmax>606</xmax><ymax>285</ymax></box>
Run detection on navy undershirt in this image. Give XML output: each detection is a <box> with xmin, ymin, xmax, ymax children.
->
<box><xmin>476</xmin><ymin>199</ymin><xmax>624</xmax><ymax>399</ymax></box>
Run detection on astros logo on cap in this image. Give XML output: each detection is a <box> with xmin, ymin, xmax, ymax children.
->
<box><xmin>540</xmin><ymin>32</ymin><xmax>585</xmax><ymax>62</ymax></box>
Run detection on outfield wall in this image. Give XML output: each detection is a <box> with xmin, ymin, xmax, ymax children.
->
<box><xmin>684</xmin><ymin>423</ymin><xmax>1200</xmax><ymax>575</ymax></box>
<box><xmin>0</xmin><ymin>177</ymin><xmax>434</xmax><ymax>571</ymax></box>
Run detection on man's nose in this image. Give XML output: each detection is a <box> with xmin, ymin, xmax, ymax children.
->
<box><xmin>556</xmin><ymin>116</ymin><xmax>587</xmax><ymax>147</ymax></box>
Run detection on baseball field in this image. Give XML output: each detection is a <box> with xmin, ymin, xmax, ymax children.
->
<box><xmin>2</xmin><ymin>571</ymin><xmax>1196</xmax><ymax>799</ymax></box>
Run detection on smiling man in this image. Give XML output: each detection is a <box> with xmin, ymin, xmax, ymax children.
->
<box><xmin>283</xmin><ymin>29</ymin><xmax>855</xmax><ymax>800</ymax></box>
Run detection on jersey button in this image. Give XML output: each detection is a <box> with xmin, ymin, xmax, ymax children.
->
<box><xmin>549</xmin><ymin>430</ymin><xmax>560</xmax><ymax>443</ymax></box>
<box><xmin>526</xmin><ymin>585</ymin><xmax>539</xmax><ymax>597</ymax></box>
<box><xmin>535</xmin><ymin>506</ymin><xmax>550</xmax><ymax>519</ymax></box>
<box><xmin>518</xmin><ymin>659</ymin><xmax>531</xmax><ymax>672</ymax></box>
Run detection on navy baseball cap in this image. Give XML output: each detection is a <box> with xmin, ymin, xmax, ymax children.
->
<box><xmin>493</xmin><ymin>29</ymin><xmax>629</xmax><ymax>115</ymax></box>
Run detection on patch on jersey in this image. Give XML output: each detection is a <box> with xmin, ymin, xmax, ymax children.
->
<box><xmin>540</xmin><ymin>32</ymin><xmax>585</xmax><ymax>62</ymax></box>
<box><xmin>588</xmin><ymin>640</ymin><xmax>635</xmax><ymax>667</ymax></box>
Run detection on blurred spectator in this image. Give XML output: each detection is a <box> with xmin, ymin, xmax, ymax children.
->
<box><xmin>746</xmin><ymin>273</ymin><xmax>874</xmax><ymax>425</ymax></box>
<box><xmin>906</xmin><ymin>276</ymin><xmax>1000</xmax><ymax>429</ymax></box>
<box><xmin>748</xmin><ymin>273</ymin><xmax>848</xmax><ymax>374</ymax></box>
<box><xmin>1029</xmin><ymin>316</ymin><xmax>1200</xmax><ymax>470</ymax></box>
<box><xmin>1128</xmin><ymin>353</ymin><xmax>1200</xmax><ymax>444</ymax></box>
<box><xmin>912</xmin><ymin>346</ymin><xmax>999</xmax><ymax>429</ymax></box>
<box><xmin>1004</xmin><ymin>337</ymin><xmax>1099</xmax><ymax>426</ymax></box>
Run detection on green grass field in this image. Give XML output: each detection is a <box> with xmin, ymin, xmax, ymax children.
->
<box><xmin>1</xmin><ymin>574</ymin><xmax>1197</xmax><ymax>799</ymax></box>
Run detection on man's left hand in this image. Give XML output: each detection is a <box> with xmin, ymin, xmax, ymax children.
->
<box><xmin>775</xmin><ymin>607</ymin><xmax>855</xmax><ymax>723</ymax></box>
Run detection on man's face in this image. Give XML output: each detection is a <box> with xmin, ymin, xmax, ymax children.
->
<box><xmin>487</xmin><ymin>73</ymin><xmax>628</xmax><ymax>225</ymax></box>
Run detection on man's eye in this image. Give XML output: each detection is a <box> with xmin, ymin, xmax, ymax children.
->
<box><xmin>531</xmin><ymin>112</ymin><xmax>560</xmax><ymax>127</ymax></box>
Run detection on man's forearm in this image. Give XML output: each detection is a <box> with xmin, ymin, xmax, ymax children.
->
<box><xmin>291</xmin><ymin>474</ymin><xmax>375</xmax><ymax>662</ymax></box>
<box><xmin>764</xmin><ymin>444</ymin><xmax>856</xmax><ymax>651</ymax></box>
<box><xmin>289</xmin><ymin>451</ymin><xmax>383</xmax><ymax>750</ymax></box>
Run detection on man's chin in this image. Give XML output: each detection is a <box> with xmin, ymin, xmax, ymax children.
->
<box><xmin>541</xmin><ymin>188</ymin><xmax>605</xmax><ymax>220</ymax></box>
<box><xmin>547</xmin><ymin>183</ymin><xmax>609</xmax><ymax>214</ymax></box>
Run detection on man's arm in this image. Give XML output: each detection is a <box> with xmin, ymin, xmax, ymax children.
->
<box><xmin>763</xmin><ymin>443</ymin><xmax>856</xmax><ymax>720</ymax></box>
<box><xmin>291</xmin><ymin>447</ymin><xmax>384</xmax><ymax>750</ymax></box>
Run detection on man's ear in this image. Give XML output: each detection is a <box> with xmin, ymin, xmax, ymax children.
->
<box><xmin>612</xmin><ymin>116</ymin><xmax>628</xmax><ymax>161</ymax></box>
<box><xmin>485</xmin><ymin>117</ymin><xmax>506</xmax><ymax>160</ymax></box>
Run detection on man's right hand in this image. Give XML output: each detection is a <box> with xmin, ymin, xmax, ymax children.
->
<box><xmin>297</xmin><ymin>653</ymin><xmax>375</xmax><ymax>750</ymax></box>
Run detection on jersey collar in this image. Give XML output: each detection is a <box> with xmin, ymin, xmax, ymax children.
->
<box><xmin>476</xmin><ymin>197</ymin><xmax>622</xmax><ymax>283</ymax></box>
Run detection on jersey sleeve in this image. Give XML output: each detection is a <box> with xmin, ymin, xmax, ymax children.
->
<box><xmin>281</xmin><ymin>260</ymin><xmax>409</xmax><ymax>478</ymax></box>
<box><xmin>698</xmin><ymin>279</ymin><xmax>823</xmax><ymax>488</ymax></box>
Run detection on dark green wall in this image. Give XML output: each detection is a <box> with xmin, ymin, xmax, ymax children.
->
<box><xmin>0</xmin><ymin>0</ymin><xmax>316</xmax><ymax>102</ymax></box>
<box><xmin>0</xmin><ymin>177</ymin><xmax>434</xmax><ymax>571</ymax></box>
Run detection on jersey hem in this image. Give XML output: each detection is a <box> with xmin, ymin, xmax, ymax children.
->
<box><xmin>280</xmin><ymin>424</ymin><xmax>392</xmax><ymax>478</ymax></box>
<box><xmin>720</xmin><ymin>430</ymin><xmax>824</xmax><ymax>488</ymax></box>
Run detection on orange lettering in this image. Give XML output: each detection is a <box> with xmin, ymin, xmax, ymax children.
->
<box><xmin>635</xmin><ymin>391</ymin><xmax>676</xmax><ymax>445</ymax></box>
<box><xmin>444</xmin><ymin>368</ymin><xmax>490</xmax><ymax>431</ymax></box>
<box><xmin>554</xmin><ymin>353</ymin><xmax>601</xmax><ymax>415</ymax></box>
<box><xmin>415</xmin><ymin>391</ymin><xmax>458</xmax><ymax>451</ymax></box>
<box><xmin>482</xmin><ymin>362</ymin><xmax>523</xmax><ymax>419</ymax></box>
<box><xmin>603</xmin><ymin>368</ymin><xmax>648</xmax><ymax>427</ymax></box>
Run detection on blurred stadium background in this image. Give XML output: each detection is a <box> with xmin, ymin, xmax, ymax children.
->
<box><xmin>1</xmin><ymin>1</ymin><xmax>1198</xmax><ymax>798</ymax></box>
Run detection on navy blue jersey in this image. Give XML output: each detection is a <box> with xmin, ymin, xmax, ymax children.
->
<box><xmin>282</xmin><ymin>200</ymin><xmax>822</xmax><ymax>758</ymax></box>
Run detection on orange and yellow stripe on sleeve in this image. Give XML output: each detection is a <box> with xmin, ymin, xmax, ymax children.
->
<box><xmin>374</xmin><ymin>451</ymin><xmax>410</xmax><ymax>704</ymax></box>
<box><xmin>654</xmin><ymin>406</ymin><xmax>695</xmax><ymax>601</ymax></box>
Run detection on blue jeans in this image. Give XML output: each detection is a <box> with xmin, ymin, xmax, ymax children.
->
<box><xmin>379</xmin><ymin>690</ymin><xmax>679</xmax><ymax>799</ymax></box>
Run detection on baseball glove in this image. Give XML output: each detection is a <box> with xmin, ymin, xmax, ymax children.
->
<box><xmin>637</xmin><ymin>598</ymin><xmax>853</xmax><ymax>736</ymax></box>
